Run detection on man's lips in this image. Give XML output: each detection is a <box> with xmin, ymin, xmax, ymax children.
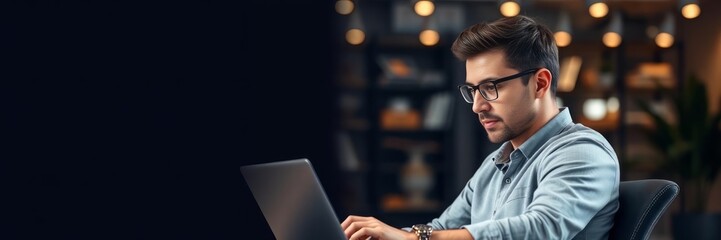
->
<box><xmin>481</xmin><ymin>119</ymin><xmax>500</xmax><ymax>128</ymax></box>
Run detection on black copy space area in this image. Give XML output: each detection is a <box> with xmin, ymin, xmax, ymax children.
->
<box><xmin>2</xmin><ymin>1</ymin><xmax>336</xmax><ymax>239</ymax></box>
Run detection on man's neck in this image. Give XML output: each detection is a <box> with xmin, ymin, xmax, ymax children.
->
<box><xmin>510</xmin><ymin>101</ymin><xmax>560</xmax><ymax>149</ymax></box>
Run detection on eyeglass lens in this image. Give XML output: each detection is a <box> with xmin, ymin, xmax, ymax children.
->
<box><xmin>459</xmin><ymin>83</ymin><xmax>497</xmax><ymax>103</ymax></box>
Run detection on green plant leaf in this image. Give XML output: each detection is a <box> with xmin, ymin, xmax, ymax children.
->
<box><xmin>637</xmin><ymin>74</ymin><xmax>721</xmax><ymax>213</ymax></box>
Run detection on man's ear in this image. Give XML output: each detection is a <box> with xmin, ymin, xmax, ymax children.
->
<box><xmin>534</xmin><ymin>68</ymin><xmax>552</xmax><ymax>98</ymax></box>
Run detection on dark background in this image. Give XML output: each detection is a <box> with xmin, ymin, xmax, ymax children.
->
<box><xmin>3</xmin><ymin>1</ymin><xmax>336</xmax><ymax>239</ymax></box>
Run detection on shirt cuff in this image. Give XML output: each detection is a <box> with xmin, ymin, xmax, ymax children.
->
<box><xmin>462</xmin><ymin>220</ymin><xmax>502</xmax><ymax>239</ymax></box>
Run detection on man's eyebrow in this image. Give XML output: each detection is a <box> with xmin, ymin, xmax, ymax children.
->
<box><xmin>465</xmin><ymin>77</ymin><xmax>498</xmax><ymax>86</ymax></box>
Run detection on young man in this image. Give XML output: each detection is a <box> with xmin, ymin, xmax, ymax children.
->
<box><xmin>342</xmin><ymin>15</ymin><xmax>620</xmax><ymax>240</ymax></box>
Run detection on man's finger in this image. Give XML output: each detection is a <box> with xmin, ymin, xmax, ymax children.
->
<box><xmin>341</xmin><ymin>215</ymin><xmax>372</xmax><ymax>229</ymax></box>
<box><xmin>349</xmin><ymin>227</ymin><xmax>377</xmax><ymax>240</ymax></box>
<box><xmin>344</xmin><ymin>221</ymin><xmax>365</xmax><ymax>239</ymax></box>
<box><xmin>341</xmin><ymin>215</ymin><xmax>361</xmax><ymax>230</ymax></box>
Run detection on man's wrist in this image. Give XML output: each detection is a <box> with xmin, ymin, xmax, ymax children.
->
<box><xmin>406</xmin><ymin>231</ymin><xmax>419</xmax><ymax>240</ymax></box>
<box><xmin>411</xmin><ymin>224</ymin><xmax>433</xmax><ymax>240</ymax></box>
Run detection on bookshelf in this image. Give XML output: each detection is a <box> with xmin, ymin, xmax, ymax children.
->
<box><xmin>335</xmin><ymin>33</ymin><xmax>458</xmax><ymax>227</ymax></box>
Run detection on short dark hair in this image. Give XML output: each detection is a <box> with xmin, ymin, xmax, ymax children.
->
<box><xmin>451</xmin><ymin>15</ymin><xmax>559</xmax><ymax>95</ymax></box>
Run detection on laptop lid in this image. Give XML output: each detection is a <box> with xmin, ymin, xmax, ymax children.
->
<box><xmin>240</xmin><ymin>158</ymin><xmax>346</xmax><ymax>240</ymax></box>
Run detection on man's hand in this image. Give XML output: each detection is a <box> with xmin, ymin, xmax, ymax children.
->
<box><xmin>341</xmin><ymin>215</ymin><xmax>415</xmax><ymax>240</ymax></box>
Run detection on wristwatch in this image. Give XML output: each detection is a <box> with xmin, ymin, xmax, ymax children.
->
<box><xmin>411</xmin><ymin>224</ymin><xmax>433</xmax><ymax>240</ymax></box>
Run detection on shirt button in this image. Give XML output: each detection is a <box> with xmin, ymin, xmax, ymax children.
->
<box><xmin>505</xmin><ymin>178</ymin><xmax>511</xmax><ymax>184</ymax></box>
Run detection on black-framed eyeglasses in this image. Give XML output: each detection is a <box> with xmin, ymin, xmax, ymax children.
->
<box><xmin>458</xmin><ymin>68</ymin><xmax>540</xmax><ymax>103</ymax></box>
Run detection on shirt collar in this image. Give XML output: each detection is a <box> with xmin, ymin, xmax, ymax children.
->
<box><xmin>494</xmin><ymin>142</ymin><xmax>513</xmax><ymax>167</ymax></box>
<box><xmin>491</xmin><ymin>107</ymin><xmax>572</xmax><ymax>169</ymax></box>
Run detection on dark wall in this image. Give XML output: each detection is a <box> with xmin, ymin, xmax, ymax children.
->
<box><xmin>2</xmin><ymin>1</ymin><xmax>336</xmax><ymax>239</ymax></box>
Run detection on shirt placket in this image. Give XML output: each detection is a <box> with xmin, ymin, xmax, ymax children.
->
<box><xmin>492</xmin><ymin>151</ymin><xmax>522</xmax><ymax>219</ymax></box>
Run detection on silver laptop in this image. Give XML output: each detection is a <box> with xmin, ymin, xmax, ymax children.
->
<box><xmin>240</xmin><ymin>158</ymin><xmax>347</xmax><ymax>240</ymax></box>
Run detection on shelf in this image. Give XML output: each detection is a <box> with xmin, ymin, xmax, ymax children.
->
<box><xmin>380</xmin><ymin>193</ymin><xmax>442</xmax><ymax>213</ymax></box>
<box><xmin>376</xmin><ymin>161</ymin><xmax>446</xmax><ymax>174</ymax></box>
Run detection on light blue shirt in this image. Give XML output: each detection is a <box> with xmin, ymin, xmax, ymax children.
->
<box><xmin>428</xmin><ymin>108</ymin><xmax>619</xmax><ymax>239</ymax></box>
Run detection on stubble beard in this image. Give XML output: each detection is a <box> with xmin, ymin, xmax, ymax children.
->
<box><xmin>484</xmin><ymin>110</ymin><xmax>536</xmax><ymax>144</ymax></box>
<box><xmin>486</xmin><ymin>122</ymin><xmax>517</xmax><ymax>144</ymax></box>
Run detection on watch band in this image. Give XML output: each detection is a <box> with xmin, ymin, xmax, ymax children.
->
<box><xmin>412</xmin><ymin>224</ymin><xmax>433</xmax><ymax>240</ymax></box>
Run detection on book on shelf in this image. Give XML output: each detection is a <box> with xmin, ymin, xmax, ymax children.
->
<box><xmin>376</xmin><ymin>54</ymin><xmax>418</xmax><ymax>86</ymax></box>
<box><xmin>337</xmin><ymin>131</ymin><xmax>362</xmax><ymax>171</ymax></box>
<box><xmin>423</xmin><ymin>92</ymin><xmax>452</xmax><ymax>130</ymax></box>
<box><xmin>381</xmin><ymin>97</ymin><xmax>421</xmax><ymax>130</ymax></box>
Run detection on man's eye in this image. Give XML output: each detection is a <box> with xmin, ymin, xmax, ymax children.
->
<box><xmin>482</xmin><ymin>84</ymin><xmax>496</xmax><ymax>91</ymax></box>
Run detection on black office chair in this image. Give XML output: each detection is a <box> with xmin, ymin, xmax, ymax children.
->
<box><xmin>609</xmin><ymin>179</ymin><xmax>679</xmax><ymax>240</ymax></box>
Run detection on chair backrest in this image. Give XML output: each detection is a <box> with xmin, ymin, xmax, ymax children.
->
<box><xmin>609</xmin><ymin>179</ymin><xmax>679</xmax><ymax>240</ymax></box>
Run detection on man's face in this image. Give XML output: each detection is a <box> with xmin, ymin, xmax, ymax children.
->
<box><xmin>465</xmin><ymin>50</ymin><xmax>537</xmax><ymax>144</ymax></box>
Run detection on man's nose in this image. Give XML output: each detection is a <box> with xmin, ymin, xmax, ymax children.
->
<box><xmin>472</xmin><ymin>92</ymin><xmax>490</xmax><ymax>113</ymax></box>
